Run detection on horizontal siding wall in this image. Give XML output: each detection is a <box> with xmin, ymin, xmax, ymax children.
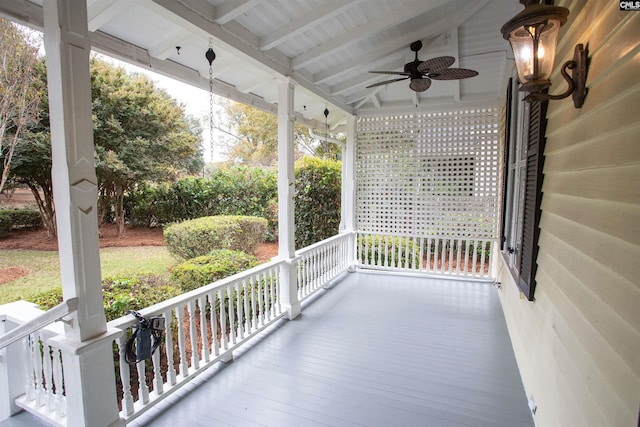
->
<box><xmin>497</xmin><ymin>1</ymin><xmax>640</xmax><ymax>426</ymax></box>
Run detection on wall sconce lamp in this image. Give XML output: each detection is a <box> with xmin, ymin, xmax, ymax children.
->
<box><xmin>501</xmin><ymin>0</ymin><xmax>587</xmax><ymax>108</ymax></box>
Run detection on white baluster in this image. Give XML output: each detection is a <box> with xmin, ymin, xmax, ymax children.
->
<box><xmin>163</xmin><ymin>310</ymin><xmax>177</xmax><ymax>386</ymax></box>
<box><xmin>207</xmin><ymin>293</ymin><xmax>219</xmax><ymax>357</ymax></box>
<box><xmin>39</xmin><ymin>335</ymin><xmax>54</xmax><ymax>412</ymax></box>
<box><xmin>364</xmin><ymin>234</ymin><xmax>370</xmax><ymax>266</ymax></box>
<box><xmin>198</xmin><ymin>296</ymin><xmax>210</xmax><ymax>363</ymax></box>
<box><xmin>227</xmin><ymin>285</ymin><xmax>236</xmax><ymax>345</ymax></box>
<box><xmin>151</xmin><ymin>337</ymin><xmax>163</xmax><ymax>396</ymax></box>
<box><xmin>136</xmin><ymin>358</ymin><xmax>149</xmax><ymax>405</ymax></box>
<box><xmin>218</xmin><ymin>289</ymin><xmax>228</xmax><ymax>352</ymax></box>
<box><xmin>175</xmin><ymin>305</ymin><xmax>188</xmax><ymax>379</ymax></box>
<box><xmin>456</xmin><ymin>239</ymin><xmax>462</xmax><ymax>275</ymax></box>
<box><xmin>116</xmin><ymin>334</ymin><xmax>134</xmax><ymax>416</ymax></box>
<box><xmin>244</xmin><ymin>278</ymin><xmax>252</xmax><ymax>334</ymax></box>
<box><xmin>187</xmin><ymin>300</ymin><xmax>200</xmax><ymax>370</ymax></box>
<box><xmin>448</xmin><ymin>238</ymin><xmax>454</xmax><ymax>274</ymax></box>
<box><xmin>270</xmin><ymin>268</ymin><xmax>278</xmax><ymax>316</ymax></box>
<box><xmin>51</xmin><ymin>348</ymin><xmax>65</xmax><ymax>418</ymax></box>
<box><xmin>31</xmin><ymin>335</ymin><xmax>44</xmax><ymax>407</ymax></box>
<box><xmin>23</xmin><ymin>336</ymin><xmax>35</xmax><ymax>402</ymax></box>
<box><xmin>426</xmin><ymin>237</ymin><xmax>432</xmax><ymax>272</ymax></box>
<box><xmin>440</xmin><ymin>238</ymin><xmax>447</xmax><ymax>273</ymax></box>
<box><xmin>471</xmin><ymin>240</ymin><xmax>479</xmax><ymax>277</ymax></box>
<box><xmin>250</xmin><ymin>273</ymin><xmax>262</xmax><ymax>330</ymax></box>
<box><xmin>235</xmin><ymin>282</ymin><xmax>244</xmax><ymax>340</ymax></box>
<box><xmin>261</xmin><ymin>271</ymin><xmax>269</xmax><ymax>323</ymax></box>
<box><xmin>391</xmin><ymin>235</ymin><xmax>396</xmax><ymax>268</ymax></box>
<box><xmin>254</xmin><ymin>271</ymin><xmax>269</xmax><ymax>327</ymax></box>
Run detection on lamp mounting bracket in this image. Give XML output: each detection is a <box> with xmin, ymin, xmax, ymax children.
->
<box><xmin>523</xmin><ymin>44</ymin><xmax>586</xmax><ymax>108</ymax></box>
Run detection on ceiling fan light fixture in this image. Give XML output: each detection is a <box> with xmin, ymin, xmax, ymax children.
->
<box><xmin>367</xmin><ymin>41</ymin><xmax>478</xmax><ymax>93</ymax></box>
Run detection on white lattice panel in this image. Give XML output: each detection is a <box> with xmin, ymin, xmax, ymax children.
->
<box><xmin>356</xmin><ymin>108</ymin><xmax>500</xmax><ymax>240</ymax></box>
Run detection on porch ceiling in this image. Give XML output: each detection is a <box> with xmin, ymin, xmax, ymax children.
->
<box><xmin>1</xmin><ymin>0</ymin><xmax>518</xmax><ymax>130</ymax></box>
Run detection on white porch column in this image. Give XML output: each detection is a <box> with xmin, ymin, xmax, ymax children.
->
<box><xmin>277</xmin><ymin>77</ymin><xmax>300</xmax><ymax>319</ymax></box>
<box><xmin>43</xmin><ymin>1</ymin><xmax>121</xmax><ymax>426</ymax></box>
<box><xmin>342</xmin><ymin>115</ymin><xmax>357</xmax><ymax>268</ymax></box>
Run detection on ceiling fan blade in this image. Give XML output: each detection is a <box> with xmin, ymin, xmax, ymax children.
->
<box><xmin>417</xmin><ymin>56</ymin><xmax>455</xmax><ymax>73</ymax></box>
<box><xmin>369</xmin><ymin>70</ymin><xmax>410</xmax><ymax>76</ymax></box>
<box><xmin>409</xmin><ymin>78</ymin><xmax>431</xmax><ymax>92</ymax></box>
<box><xmin>366</xmin><ymin>77</ymin><xmax>408</xmax><ymax>88</ymax></box>
<box><xmin>429</xmin><ymin>68</ymin><xmax>479</xmax><ymax>80</ymax></box>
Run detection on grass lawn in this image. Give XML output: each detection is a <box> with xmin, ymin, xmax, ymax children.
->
<box><xmin>0</xmin><ymin>246</ymin><xmax>177</xmax><ymax>304</ymax></box>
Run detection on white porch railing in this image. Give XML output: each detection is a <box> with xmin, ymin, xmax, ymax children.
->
<box><xmin>0</xmin><ymin>301</ymin><xmax>71</xmax><ymax>426</ymax></box>
<box><xmin>107</xmin><ymin>259</ymin><xmax>285</xmax><ymax>423</ymax></box>
<box><xmin>356</xmin><ymin>232</ymin><xmax>496</xmax><ymax>280</ymax></box>
<box><xmin>296</xmin><ymin>232</ymin><xmax>353</xmax><ymax>300</ymax></box>
<box><xmin>2</xmin><ymin>231</ymin><xmax>498</xmax><ymax>426</ymax></box>
<box><xmin>0</xmin><ymin>235</ymin><xmax>354</xmax><ymax>426</ymax></box>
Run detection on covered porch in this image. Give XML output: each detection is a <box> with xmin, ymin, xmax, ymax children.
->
<box><xmin>4</xmin><ymin>271</ymin><xmax>534</xmax><ymax>427</ymax></box>
<box><xmin>1</xmin><ymin>0</ymin><xmax>638</xmax><ymax>426</ymax></box>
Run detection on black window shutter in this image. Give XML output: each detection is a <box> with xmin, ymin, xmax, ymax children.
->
<box><xmin>500</xmin><ymin>79</ymin><xmax>513</xmax><ymax>251</ymax></box>
<box><xmin>518</xmin><ymin>100</ymin><xmax>548</xmax><ymax>301</ymax></box>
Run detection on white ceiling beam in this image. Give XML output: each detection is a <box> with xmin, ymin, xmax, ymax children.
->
<box><xmin>87</xmin><ymin>0</ymin><xmax>128</xmax><ymax>32</ymax></box>
<box><xmin>372</xmin><ymin>93</ymin><xmax>381</xmax><ymax>109</ymax></box>
<box><xmin>313</xmin><ymin>30</ymin><xmax>441</xmax><ymax>85</ymax></box>
<box><xmin>356</xmin><ymin>92</ymin><xmax>501</xmax><ymax>116</ymax></box>
<box><xmin>214</xmin><ymin>0</ymin><xmax>263</xmax><ymax>25</ymax></box>
<box><xmin>291</xmin><ymin>0</ymin><xmax>451</xmax><ymax>70</ymax></box>
<box><xmin>236</xmin><ymin>77</ymin><xmax>271</xmax><ymax>94</ymax></box>
<box><xmin>149</xmin><ymin>0</ymin><xmax>353</xmax><ymax>115</ymax></box>
<box><xmin>450</xmin><ymin>28</ymin><xmax>460</xmax><ymax>103</ymax></box>
<box><xmin>259</xmin><ymin>0</ymin><xmax>367</xmax><ymax>51</ymax></box>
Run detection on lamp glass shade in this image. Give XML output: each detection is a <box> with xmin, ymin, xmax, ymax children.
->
<box><xmin>508</xmin><ymin>18</ymin><xmax>562</xmax><ymax>85</ymax></box>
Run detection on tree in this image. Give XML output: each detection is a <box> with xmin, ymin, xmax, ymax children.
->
<box><xmin>10</xmin><ymin>57</ymin><xmax>203</xmax><ymax>237</ymax></box>
<box><xmin>216</xmin><ymin>100</ymin><xmax>330</xmax><ymax>166</ymax></box>
<box><xmin>90</xmin><ymin>58</ymin><xmax>203</xmax><ymax>235</ymax></box>
<box><xmin>0</xmin><ymin>19</ymin><xmax>42</xmax><ymax>194</ymax></box>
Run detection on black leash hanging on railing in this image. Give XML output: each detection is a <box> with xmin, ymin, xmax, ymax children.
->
<box><xmin>125</xmin><ymin>310</ymin><xmax>165</xmax><ymax>364</ymax></box>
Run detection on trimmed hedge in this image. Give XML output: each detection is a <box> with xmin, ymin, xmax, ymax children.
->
<box><xmin>0</xmin><ymin>207</ymin><xmax>42</xmax><ymax>237</ymax></box>
<box><xmin>125</xmin><ymin>167</ymin><xmax>278</xmax><ymax>239</ymax></box>
<box><xmin>163</xmin><ymin>215</ymin><xmax>267</xmax><ymax>260</ymax></box>
<box><xmin>28</xmin><ymin>274</ymin><xmax>181</xmax><ymax>322</ymax></box>
<box><xmin>171</xmin><ymin>249</ymin><xmax>259</xmax><ymax>292</ymax></box>
<box><xmin>294</xmin><ymin>157</ymin><xmax>341</xmax><ymax>248</ymax></box>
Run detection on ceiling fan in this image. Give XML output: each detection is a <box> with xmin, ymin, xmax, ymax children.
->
<box><xmin>366</xmin><ymin>40</ymin><xmax>478</xmax><ymax>92</ymax></box>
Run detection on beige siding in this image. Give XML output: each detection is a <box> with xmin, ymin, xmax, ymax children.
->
<box><xmin>497</xmin><ymin>1</ymin><xmax>640</xmax><ymax>426</ymax></box>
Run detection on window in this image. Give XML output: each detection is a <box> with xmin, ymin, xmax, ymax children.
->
<box><xmin>501</xmin><ymin>75</ymin><xmax>548</xmax><ymax>301</ymax></box>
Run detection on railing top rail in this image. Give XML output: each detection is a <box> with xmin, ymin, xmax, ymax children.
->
<box><xmin>295</xmin><ymin>232</ymin><xmax>354</xmax><ymax>256</ymax></box>
<box><xmin>0</xmin><ymin>298</ymin><xmax>77</xmax><ymax>350</ymax></box>
<box><xmin>356</xmin><ymin>231</ymin><xmax>498</xmax><ymax>241</ymax></box>
<box><xmin>108</xmin><ymin>259</ymin><xmax>284</xmax><ymax>329</ymax></box>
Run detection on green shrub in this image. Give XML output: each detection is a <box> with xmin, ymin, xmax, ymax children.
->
<box><xmin>102</xmin><ymin>275</ymin><xmax>181</xmax><ymax>321</ymax></box>
<box><xmin>28</xmin><ymin>274</ymin><xmax>181</xmax><ymax>322</ymax></box>
<box><xmin>28</xmin><ymin>286</ymin><xmax>63</xmax><ymax>310</ymax></box>
<box><xmin>164</xmin><ymin>215</ymin><xmax>267</xmax><ymax>260</ymax></box>
<box><xmin>125</xmin><ymin>167</ymin><xmax>278</xmax><ymax>238</ymax></box>
<box><xmin>358</xmin><ymin>235</ymin><xmax>419</xmax><ymax>267</ymax></box>
<box><xmin>295</xmin><ymin>157</ymin><xmax>341</xmax><ymax>248</ymax></box>
<box><xmin>0</xmin><ymin>210</ymin><xmax>11</xmax><ymax>237</ymax></box>
<box><xmin>0</xmin><ymin>207</ymin><xmax>42</xmax><ymax>236</ymax></box>
<box><xmin>171</xmin><ymin>249</ymin><xmax>259</xmax><ymax>292</ymax></box>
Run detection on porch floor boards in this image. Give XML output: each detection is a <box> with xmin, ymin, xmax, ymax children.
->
<box><xmin>1</xmin><ymin>272</ymin><xmax>533</xmax><ymax>426</ymax></box>
<box><xmin>134</xmin><ymin>272</ymin><xmax>533</xmax><ymax>427</ymax></box>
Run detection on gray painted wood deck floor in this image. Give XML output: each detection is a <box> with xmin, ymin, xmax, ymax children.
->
<box><xmin>133</xmin><ymin>272</ymin><xmax>533</xmax><ymax>427</ymax></box>
<box><xmin>2</xmin><ymin>272</ymin><xmax>534</xmax><ymax>427</ymax></box>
